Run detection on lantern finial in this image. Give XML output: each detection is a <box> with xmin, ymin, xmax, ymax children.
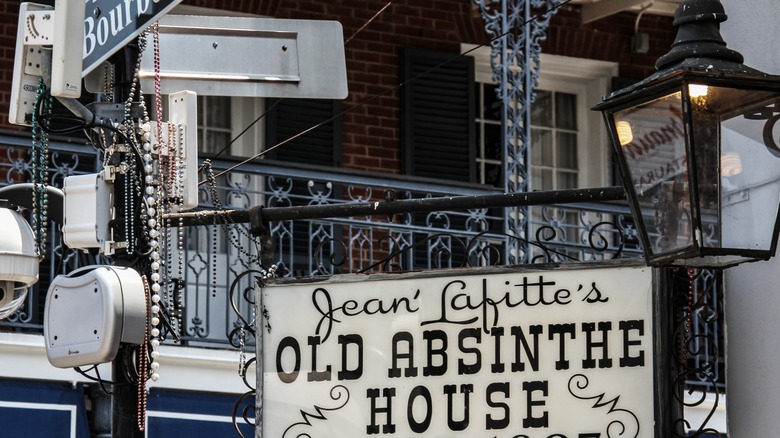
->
<box><xmin>655</xmin><ymin>0</ymin><xmax>744</xmax><ymax>70</ymax></box>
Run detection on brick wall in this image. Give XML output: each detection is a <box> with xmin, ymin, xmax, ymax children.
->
<box><xmin>0</xmin><ymin>1</ymin><xmax>26</xmax><ymax>135</ymax></box>
<box><xmin>543</xmin><ymin>4</ymin><xmax>674</xmax><ymax>79</ymax></box>
<box><xmin>192</xmin><ymin>0</ymin><xmax>484</xmax><ymax>174</ymax></box>
<box><xmin>0</xmin><ymin>0</ymin><xmax>676</xmax><ymax>173</ymax></box>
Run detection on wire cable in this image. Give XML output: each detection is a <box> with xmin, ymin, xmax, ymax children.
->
<box><xmin>200</xmin><ymin>2</ymin><xmax>392</xmax><ymax>167</ymax></box>
<box><xmin>74</xmin><ymin>366</ymin><xmax>116</xmax><ymax>394</ymax></box>
<box><xmin>200</xmin><ymin>0</ymin><xmax>573</xmax><ymax>184</ymax></box>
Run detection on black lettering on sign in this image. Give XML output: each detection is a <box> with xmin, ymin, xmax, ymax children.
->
<box><xmin>407</xmin><ymin>386</ymin><xmax>432</xmax><ymax>433</ymax></box>
<box><xmin>444</xmin><ymin>384</ymin><xmax>473</xmax><ymax>431</ymax></box>
<box><xmin>423</xmin><ymin>330</ymin><xmax>448</xmax><ymax>376</ymax></box>
<box><xmin>422</xmin><ymin>276</ymin><xmax>579</xmax><ymax>335</ymax></box>
<box><xmin>582</xmin><ymin>321</ymin><xmax>613</xmax><ymax>369</ymax></box>
<box><xmin>485</xmin><ymin>382</ymin><xmax>510</xmax><ymax>430</ymax></box>
<box><xmin>458</xmin><ymin>328</ymin><xmax>482</xmax><ymax>375</ymax></box>
<box><xmin>511</xmin><ymin>324</ymin><xmax>543</xmax><ymax>372</ymax></box>
<box><xmin>276</xmin><ymin>336</ymin><xmax>301</xmax><ymax>384</ymax></box>
<box><xmin>312</xmin><ymin>287</ymin><xmax>420</xmax><ymax>343</ymax></box>
<box><xmin>307</xmin><ymin>336</ymin><xmax>331</xmax><ymax>382</ymax></box>
<box><xmin>582</xmin><ymin>282</ymin><xmax>609</xmax><ymax>303</ymax></box>
<box><xmin>366</xmin><ymin>387</ymin><xmax>396</xmax><ymax>435</ymax></box>
<box><xmin>490</xmin><ymin>327</ymin><xmax>505</xmax><ymax>373</ymax></box>
<box><xmin>522</xmin><ymin>380</ymin><xmax>549</xmax><ymax>428</ymax></box>
<box><xmin>338</xmin><ymin>334</ymin><xmax>363</xmax><ymax>380</ymax></box>
<box><xmin>620</xmin><ymin>320</ymin><xmax>646</xmax><ymax>367</ymax></box>
<box><xmin>388</xmin><ymin>331</ymin><xmax>417</xmax><ymax>378</ymax></box>
<box><xmin>548</xmin><ymin>323</ymin><xmax>576</xmax><ymax>370</ymax></box>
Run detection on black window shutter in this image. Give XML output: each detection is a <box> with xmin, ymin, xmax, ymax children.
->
<box><xmin>401</xmin><ymin>48</ymin><xmax>475</xmax><ymax>183</ymax></box>
<box><xmin>264</xmin><ymin>98</ymin><xmax>344</xmax><ymax>276</ymax></box>
<box><xmin>265</xmin><ymin>98</ymin><xmax>342</xmax><ymax>167</ymax></box>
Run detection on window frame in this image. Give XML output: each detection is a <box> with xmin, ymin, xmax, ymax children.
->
<box><xmin>463</xmin><ymin>44</ymin><xmax>618</xmax><ymax>189</ymax></box>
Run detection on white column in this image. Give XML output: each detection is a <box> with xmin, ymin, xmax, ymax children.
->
<box><xmin>721</xmin><ymin>1</ymin><xmax>780</xmax><ymax>436</ymax></box>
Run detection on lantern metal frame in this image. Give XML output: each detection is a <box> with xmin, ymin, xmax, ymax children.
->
<box><xmin>594</xmin><ymin>0</ymin><xmax>780</xmax><ymax>268</ymax></box>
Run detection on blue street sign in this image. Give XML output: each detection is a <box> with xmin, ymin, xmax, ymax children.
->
<box><xmin>82</xmin><ymin>0</ymin><xmax>183</xmax><ymax>75</ymax></box>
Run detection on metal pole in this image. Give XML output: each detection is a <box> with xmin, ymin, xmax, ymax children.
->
<box><xmin>112</xmin><ymin>348</ymin><xmax>143</xmax><ymax>438</ymax></box>
<box><xmin>110</xmin><ymin>41</ymin><xmax>145</xmax><ymax>438</ymax></box>
<box><xmin>163</xmin><ymin>186</ymin><xmax>626</xmax><ymax>232</ymax></box>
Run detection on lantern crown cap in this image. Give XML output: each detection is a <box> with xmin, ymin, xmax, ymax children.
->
<box><xmin>655</xmin><ymin>0</ymin><xmax>743</xmax><ymax>70</ymax></box>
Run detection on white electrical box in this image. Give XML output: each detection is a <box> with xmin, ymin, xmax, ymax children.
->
<box><xmin>44</xmin><ymin>266</ymin><xmax>147</xmax><ymax>368</ymax></box>
<box><xmin>62</xmin><ymin>171</ymin><xmax>113</xmax><ymax>250</ymax></box>
<box><xmin>168</xmin><ymin>90</ymin><xmax>198</xmax><ymax>211</ymax></box>
<box><xmin>153</xmin><ymin>90</ymin><xmax>199</xmax><ymax>211</ymax></box>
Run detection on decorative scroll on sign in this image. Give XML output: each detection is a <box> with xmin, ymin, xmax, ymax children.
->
<box><xmin>261</xmin><ymin>265</ymin><xmax>654</xmax><ymax>438</ymax></box>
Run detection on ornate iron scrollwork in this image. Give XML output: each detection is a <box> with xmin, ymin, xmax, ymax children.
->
<box><xmin>671</xmin><ymin>267</ymin><xmax>724</xmax><ymax>437</ymax></box>
<box><xmin>228</xmin><ymin>269</ymin><xmax>264</xmax><ymax>437</ymax></box>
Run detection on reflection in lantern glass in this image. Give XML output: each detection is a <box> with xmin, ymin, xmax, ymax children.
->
<box><xmin>616</xmin><ymin>120</ymin><xmax>633</xmax><ymax>146</ymax></box>
<box><xmin>688</xmin><ymin>84</ymin><xmax>709</xmax><ymax>98</ymax></box>
<box><xmin>721</xmin><ymin>152</ymin><xmax>743</xmax><ymax>177</ymax></box>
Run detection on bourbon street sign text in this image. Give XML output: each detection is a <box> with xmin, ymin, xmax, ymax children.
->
<box><xmin>83</xmin><ymin>0</ymin><xmax>182</xmax><ymax>75</ymax></box>
<box><xmin>260</xmin><ymin>265</ymin><xmax>655</xmax><ymax>437</ymax></box>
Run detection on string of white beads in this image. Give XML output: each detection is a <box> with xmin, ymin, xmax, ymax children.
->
<box><xmin>141</xmin><ymin>121</ymin><xmax>162</xmax><ymax>381</ymax></box>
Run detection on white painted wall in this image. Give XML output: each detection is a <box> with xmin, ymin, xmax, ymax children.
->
<box><xmin>720</xmin><ymin>1</ymin><xmax>780</xmax><ymax>437</ymax></box>
<box><xmin>0</xmin><ymin>332</ymin><xmax>249</xmax><ymax>394</ymax></box>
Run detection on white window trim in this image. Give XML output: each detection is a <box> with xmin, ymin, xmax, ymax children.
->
<box><xmin>230</xmin><ymin>96</ymin><xmax>265</xmax><ymax>157</ymax></box>
<box><xmin>462</xmin><ymin>44</ymin><xmax>619</xmax><ymax>187</ymax></box>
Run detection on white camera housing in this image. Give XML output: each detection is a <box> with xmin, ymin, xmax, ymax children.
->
<box><xmin>44</xmin><ymin>265</ymin><xmax>147</xmax><ymax>368</ymax></box>
<box><xmin>0</xmin><ymin>282</ymin><xmax>29</xmax><ymax>320</ymax></box>
<box><xmin>0</xmin><ymin>208</ymin><xmax>39</xmax><ymax>320</ymax></box>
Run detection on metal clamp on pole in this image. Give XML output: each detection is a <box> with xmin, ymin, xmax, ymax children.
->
<box><xmin>249</xmin><ymin>205</ymin><xmax>268</xmax><ymax>237</ymax></box>
<box><xmin>247</xmin><ymin>206</ymin><xmax>276</xmax><ymax>268</ymax></box>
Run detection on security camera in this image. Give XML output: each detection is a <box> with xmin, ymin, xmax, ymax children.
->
<box><xmin>0</xmin><ymin>207</ymin><xmax>39</xmax><ymax>320</ymax></box>
<box><xmin>45</xmin><ymin>265</ymin><xmax>147</xmax><ymax>368</ymax></box>
<box><xmin>0</xmin><ymin>281</ymin><xmax>26</xmax><ymax>320</ymax></box>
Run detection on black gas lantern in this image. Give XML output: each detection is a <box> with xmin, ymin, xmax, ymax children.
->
<box><xmin>595</xmin><ymin>0</ymin><xmax>780</xmax><ymax>267</ymax></box>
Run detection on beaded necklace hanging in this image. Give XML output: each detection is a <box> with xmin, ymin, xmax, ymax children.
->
<box><xmin>134</xmin><ymin>27</ymin><xmax>165</xmax><ymax>385</ymax></box>
<box><xmin>120</xmin><ymin>29</ymin><xmax>162</xmax><ymax>431</ymax></box>
<box><xmin>203</xmin><ymin>160</ymin><xmax>263</xmax><ymax>264</ymax></box>
<box><xmin>163</xmin><ymin>122</ymin><xmax>185</xmax><ymax>337</ymax></box>
<box><xmin>31</xmin><ymin>78</ymin><xmax>52</xmax><ymax>260</ymax></box>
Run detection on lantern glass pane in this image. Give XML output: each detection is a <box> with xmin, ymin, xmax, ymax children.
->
<box><xmin>614</xmin><ymin>92</ymin><xmax>693</xmax><ymax>256</ymax></box>
<box><xmin>694</xmin><ymin>85</ymin><xmax>780</xmax><ymax>251</ymax></box>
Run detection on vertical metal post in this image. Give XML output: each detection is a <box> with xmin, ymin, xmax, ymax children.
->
<box><xmin>473</xmin><ymin>0</ymin><xmax>558</xmax><ymax>264</ymax></box>
<box><xmin>112</xmin><ymin>348</ymin><xmax>144</xmax><ymax>438</ymax></box>
<box><xmin>109</xmin><ymin>40</ymin><xmax>145</xmax><ymax>438</ymax></box>
<box><xmin>255</xmin><ymin>281</ymin><xmax>264</xmax><ymax>438</ymax></box>
<box><xmin>653</xmin><ymin>268</ymin><xmax>684</xmax><ymax>437</ymax></box>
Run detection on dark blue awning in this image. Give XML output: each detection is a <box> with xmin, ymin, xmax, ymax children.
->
<box><xmin>147</xmin><ymin>388</ymin><xmax>254</xmax><ymax>437</ymax></box>
<box><xmin>0</xmin><ymin>378</ymin><xmax>254</xmax><ymax>437</ymax></box>
<box><xmin>0</xmin><ymin>378</ymin><xmax>90</xmax><ymax>438</ymax></box>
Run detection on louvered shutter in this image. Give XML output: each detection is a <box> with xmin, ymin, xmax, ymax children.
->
<box><xmin>402</xmin><ymin>48</ymin><xmax>475</xmax><ymax>182</ymax></box>
<box><xmin>265</xmin><ymin>98</ymin><xmax>343</xmax><ymax>276</ymax></box>
<box><xmin>265</xmin><ymin>98</ymin><xmax>342</xmax><ymax>166</ymax></box>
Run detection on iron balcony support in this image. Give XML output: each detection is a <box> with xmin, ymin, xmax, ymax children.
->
<box><xmin>162</xmin><ymin>186</ymin><xmax>627</xmax><ymax>235</ymax></box>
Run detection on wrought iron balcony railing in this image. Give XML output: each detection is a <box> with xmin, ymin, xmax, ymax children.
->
<box><xmin>0</xmin><ymin>134</ymin><xmax>721</xmax><ymax>398</ymax></box>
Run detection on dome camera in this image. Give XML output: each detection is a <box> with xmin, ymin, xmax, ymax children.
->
<box><xmin>0</xmin><ymin>281</ymin><xmax>28</xmax><ymax>320</ymax></box>
<box><xmin>0</xmin><ymin>207</ymin><xmax>39</xmax><ymax>320</ymax></box>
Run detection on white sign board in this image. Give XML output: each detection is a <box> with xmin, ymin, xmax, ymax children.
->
<box><xmin>260</xmin><ymin>265</ymin><xmax>656</xmax><ymax>438</ymax></box>
<box><xmin>138</xmin><ymin>15</ymin><xmax>348</xmax><ymax>99</ymax></box>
